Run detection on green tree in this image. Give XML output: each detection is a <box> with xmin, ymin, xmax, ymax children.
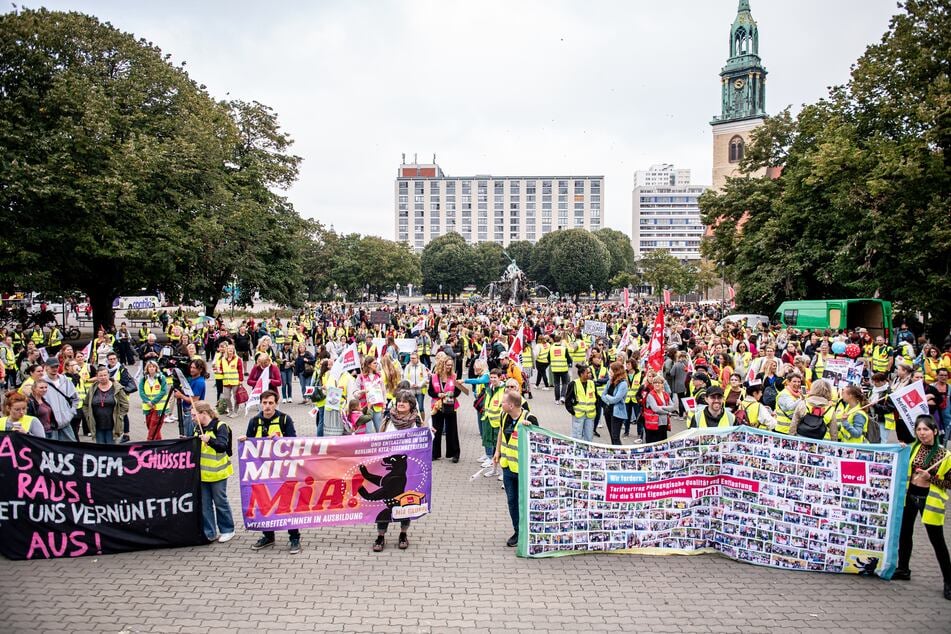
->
<box><xmin>638</xmin><ymin>250</ymin><xmax>690</xmax><ymax>298</ymax></box>
<box><xmin>356</xmin><ymin>236</ymin><xmax>421</xmax><ymax>299</ymax></box>
<box><xmin>0</xmin><ymin>9</ymin><xmax>229</xmax><ymax>330</ymax></box>
<box><xmin>701</xmin><ymin>0</ymin><xmax>951</xmax><ymax>336</ymax></box>
<box><xmin>420</xmin><ymin>232</ymin><xmax>471</xmax><ymax>299</ymax></box>
<box><xmin>549</xmin><ymin>229</ymin><xmax>610</xmax><ymax>299</ymax></box>
<box><xmin>471</xmin><ymin>241</ymin><xmax>506</xmax><ymax>290</ymax></box>
<box><xmin>594</xmin><ymin>228</ymin><xmax>636</xmax><ymax>279</ymax></box>
<box><xmin>609</xmin><ymin>271</ymin><xmax>641</xmax><ymax>290</ymax></box>
<box><xmin>528</xmin><ymin>230</ymin><xmax>562</xmax><ymax>290</ymax></box>
<box><xmin>694</xmin><ymin>260</ymin><xmax>721</xmax><ymax>300</ymax></box>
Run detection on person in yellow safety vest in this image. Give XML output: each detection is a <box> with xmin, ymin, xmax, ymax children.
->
<box><xmin>219</xmin><ymin>346</ymin><xmax>243</xmax><ymax>418</ymax></box>
<box><xmin>774</xmin><ymin>374</ymin><xmax>805</xmax><ymax>434</ymax></box>
<box><xmin>565</xmin><ymin>364</ymin><xmax>597</xmax><ymax>441</ymax></box>
<box><xmin>274</xmin><ymin>324</ymin><xmax>286</xmax><ymax>345</ymax></box>
<box><xmin>870</xmin><ymin>336</ymin><xmax>894</xmax><ymax>374</ymax></box>
<box><xmin>893</xmin><ymin>414</ymin><xmax>951</xmax><ymax>599</ymax></box>
<box><xmin>570</xmin><ymin>330</ymin><xmax>589</xmax><ymax>365</ymax></box>
<box><xmin>737</xmin><ymin>383</ymin><xmax>778</xmax><ymax>431</ymax></box>
<box><xmin>494</xmin><ymin>389</ymin><xmax>538</xmax><ymax>548</ymax></box>
<box><xmin>588</xmin><ymin>354</ymin><xmax>609</xmax><ymax>438</ymax></box>
<box><xmin>549</xmin><ymin>335</ymin><xmax>571</xmax><ymax>403</ymax></box>
<box><xmin>475</xmin><ymin>369</ymin><xmax>506</xmax><ymax>475</ymax></box>
<box><xmin>46</xmin><ymin>325</ymin><xmax>62</xmax><ymax>352</ymax></box>
<box><xmin>30</xmin><ymin>326</ymin><xmax>44</xmax><ymax>346</ymax></box>
<box><xmin>533</xmin><ymin>335</ymin><xmax>551</xmax><ymax>390</ymax></box>
<box><xmin>138</xmin><ymin>324</ymin><xmax>150</xmax><ymax>343</ymax></box>
<box><xmin>138</xmin><ymin>360</ymin><xmax>170</xmax><ymax>441</ymax></box>
<box><xmin>1</xmin><ymin>339</ymin><xmax>15</xmax><ymax>390</ymax></box>
<box><xmin>192</xmin><ymin>400</ymin><xmax>236</xmax><ymax>543</ymax></box>
<box><xmin>694</xmin><ymin>387</ymin><xmax>736</xmax><ymax>428</ymax></box>
<box><xmin>869</xmin><ymin>372</ymin><xmax>899</xmax><ymax>443</ymax></box>
<box><xmin>810</xmin><ymin>341</ymin><xmax>831</xmax><ymax>378</ymax></box>
<box><xmin>624</xmin><ymin>358</ymin><xmax>643</xmax><ymax>439</ymax></box>
<box><xmin>0</xmin><ymin>392</ymin><xmax>45</xmax><ymax>436</ymax></box>
<box><xmin>358</xmin><ymin>337</ymin><xmax>377</xmax><ymax>361</ymax></box>
<box><xmin>835</xmin><ymin>385</ymin><xmax>872</xmax><ymax>443</ymax></box>
<box><xmin>239</xmin><ymin>390</ymin><xmax>302</xmax><ymax>554</ymax></box>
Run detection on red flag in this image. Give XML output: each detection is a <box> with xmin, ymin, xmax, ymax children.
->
<box><xmin>647</xmin><ymin>306</ymin><xmax>665</xmax><ymax>372</ymax></box>
<box><xmin>507</xmin><ymin>327</ymin><xmax>524</xmax><ymax>364</ymax></box>
<box><xmin>662</xmin><ymin>289</ymin><xmax>671</xmax><ymax>305</ymax></box>
<box><xmin>623</xmin><ymin>287</ymin><xmax>630</xmax><ymax>309</ymax></box>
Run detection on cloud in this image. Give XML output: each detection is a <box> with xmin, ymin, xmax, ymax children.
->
<box><xmin>25</xmin><ymin>0</ymin><xmax>900</xmax><ymax>237</ymax></box>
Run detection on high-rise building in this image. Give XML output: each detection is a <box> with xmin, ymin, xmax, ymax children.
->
<box><xmin>710</xmin><ymin>0</ymin><xmax>768</xmax><ymax>190</ymax></box>
<box><xmin>631</xmin><ymin>164</ymin><xmax>707</xmax><ymax>261</ymax></box>
<box><xmin>395</xmin><ymin>156</ymin><xmax>604</xmax><ymax>250</ymax></box>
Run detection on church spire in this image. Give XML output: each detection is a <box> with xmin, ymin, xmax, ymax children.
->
<box><xmin>712</xmin><ymin>0</ymin><xmax>767</xmax><ymax>124</ymax></box>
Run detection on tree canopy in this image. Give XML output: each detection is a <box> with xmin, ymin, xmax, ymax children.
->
<box><xmin>700</xmin><ymin>0</ymin><xmax>951</xmax><ymax>336</ymax></box>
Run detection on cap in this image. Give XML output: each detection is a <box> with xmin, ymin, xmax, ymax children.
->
<box><xmin>44</xmin><ymin>356</ymin><xmax>60</xmax><ymax>367</ymax></box>
<box><xmin>707</xmin><ymin>386</ymin><xmax>724</xmax><ymax>398</ymax></box>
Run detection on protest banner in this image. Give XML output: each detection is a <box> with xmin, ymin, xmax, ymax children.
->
<box><xmin>395</xmin><ymin>338</ymin><xmax>418</xmax><ymax>353</ymax></box>
<box><xmin>239</xmin><ymin>427</ymin><xmax>432</xmax><ymax>531</ymax></box>
<box><xmin>582</xmin><ymin>320</ymin><xmax>607</xmax><ymax>338</ymax></box>
<box><xmin>889</xmin><ymin>380</ymin><xmax>929</xmax><ymax>434</ymax></box>
<box><xmin>0</xmin><ymin>436</ymin><xmax>204</xmax><ymax>560</ymax></box>
<box><xmin>518</xmin><ymin>426</ymin><xmax>908</xmax><ymax>579</ymax></box>
<box><xmin>822</xmin><ymin>359</ymin><xmax>852</xmax><ymax>387</ymax></box>
<box><xmin>370</xmin><ymin>310</ymin><xmax>390</xmax><ymax>325</ymax></box>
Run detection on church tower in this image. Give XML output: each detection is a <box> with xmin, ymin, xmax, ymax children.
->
<box><xmin>711</xmin><ymin>0</ymin><xmax>767</xmax><ymax>190</ymax></box>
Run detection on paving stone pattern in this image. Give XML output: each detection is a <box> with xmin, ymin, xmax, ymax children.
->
<box><xmin>2</xmin><ymin>378</ymin><xmax>949</xmax><ymax>633</ymax></box>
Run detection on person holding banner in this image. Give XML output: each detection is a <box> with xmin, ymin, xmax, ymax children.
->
<box><xmin>429</xmin><ymin>356</ymin><xmax>463</xmax><ymax>462</ymax></box>
<box><xmin>565</xmin><ymin>364</ymin><xmax>596</xmax><ymax>442</ymax></box>
<box><xmin>600</xmin><ymin>361</ymin><xmax>629</xmax><ymax>446</ymax></box>
<box><xmin>1</xmin><ymin>391</ymin><xmax>45</xmax><ymax>436</ymax></box>
<box><xmin>835</xmin><ymin>385</ymin><xmax>874</xmax><ymax>443</ymax></box>
<box><xmin>644</xmin><ymin>374</ymin><xmax>677</xmax><ymax>444</ymax></box>
<box><xmin>353</xmin><ymin>356</ymin><xmax>385</xmax><ymax>434</ymax></box>
<box><xmin>894</xmin><ymin>415</ymin><xmax>951</xmax><ymax>600</ymax></box>
<box><xmin>193</xmin><ymin>401</ymin><xmax>235</xmax><ymax>543</ymax></box>
<box><xmin>239</xmin><ymin>390</ymin><xmax>302</xmax><ymax>555</ymax></box>
<box><xmin>495</xmin><ymin>389</ymin><xmax>538</xmax><ymax>547</ymax></box>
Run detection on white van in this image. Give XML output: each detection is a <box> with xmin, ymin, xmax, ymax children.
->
<box><xmin>114</xmin><ymin>295</ymin><xmax>160</xmax><ymax>310</ymax></box>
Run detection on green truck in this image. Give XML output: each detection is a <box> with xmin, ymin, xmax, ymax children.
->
<box><xmin>773</xmin><ymin>298</ymin><xmax>893</xmax><ymax>340</ymax></box>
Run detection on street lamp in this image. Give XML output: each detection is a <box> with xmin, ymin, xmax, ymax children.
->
<box><xmin>395</xmin><ymin>283</ymin><xmax>400</xmax><ymax>304</ymax></box>
<box><xmin>439</xmin><ymin>284</ymin><xmax>443</xmax><ymax>302</ymax></box>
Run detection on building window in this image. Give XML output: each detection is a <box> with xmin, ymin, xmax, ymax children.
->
<box><xmin>729</xmin><ymin>136</ymin><xmax>744</xmax><ymax>163</ymax></box>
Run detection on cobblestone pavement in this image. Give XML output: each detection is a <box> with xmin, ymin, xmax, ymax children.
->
<box><xmin>2</xmin><ymin>372</ymin><xmax>950</xmax><ymax>633</ymax></box>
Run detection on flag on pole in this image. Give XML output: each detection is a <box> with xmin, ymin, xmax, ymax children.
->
<box><xmin>246</xmin><ymin>363</ymin><xmax>271</xmax><ymax>411</ymax></box>
<box><xmin>745</xmin><ymin>364</ymin><xmax>757</xmax><ymax>385</ymax></box>
<box><xmin>329</xmin><ymin>343</ymin><xmax>360</xmax><ymax>382</ymax></box>
<box><xmin>411</xmin><ymin>316</ymin><xmax>426</xmax><ymax>335</ymax></box>
<box><xmin>478</xmin><ymin>343</ymin><xmax>488</xmax><ymax>364</ymax></box>
<box><xmin>615</xmin><ymin>324</ymin><xmax>631</xmax><ymax>356</ymax></box>
<box><xmin>507</xmin><ymin>327</ymin><xmax>524</xmax><ymax>367</ymax></box>
<box><xmin>623</xmin><ymin>287</ymin><xmax>630</xmax><ymax>309</ymax></box>
<box><xmin>647</xmin><ymin>306</ymin><xmax>666</xmax><ymax>372</ymax></box>
<box><xmin>79</xmin><ymin>340</ymin><xmax>92</xmax><ymax>361</ymax></box>
<box><xmin>663</xmin><ymin>289</ymin><xmax>671</xmax><ymax>305</ymax></box>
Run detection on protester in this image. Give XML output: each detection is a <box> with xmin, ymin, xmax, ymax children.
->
<box><xmin>893</xmin><ymin>415</ymin><xmax>951</xmax><ymax>600</ymax></box>
<box><xmin>193</xmin><ymin>400</ymin><xmax>235</xmax><ymax>544</ymax></box>
<box><xmin>600</xmin><ymin>361</ymin><xmax>629</xmax><ymax>446</ymax></box>
<box><xmin>565</xmin><ymin>364</ymin><xmax>596</xmax><ymax>442</ymax></box>
<box><xmin>0</xmin><ymin>391</ymin><xmax>45</xmax><ymax>436</ymax></box>
<box><xmin>494</xmin><ymin>389</ymin><xmax>538</xmax><ymax>547</ymax></box>
<box><xmin>238</xmin><ymin>390</ymin><xmax>301</xmax><ymax>554</ymax></box>
<box><xmin>644</xmin><ymin>374</ymin><xmax>676</xmax><ymax>444</ymax></box>
<box><xmin>353</xmin><ymin>356</ymin><xmax>385</xmax><ymax>434</ymax></box>
<box><xmin>138</xmin><ymin>360</ymin><xmax>170</xmax><ymax>441</ymax></box>
<box><xmin>293</xmin><ymin>343</ymin><xmax>315</xmax><ymax>404</ymax></box>
<box><xmin>82</xmin><ymin>365</ymin><xmax>130</xmax><ymax>444</ymax></box>
<box><xmin>693</xmin><ymin>386</ymin><xmax>735</xmax><ymax>428</ymax></box>
<box><xmin>41</xmin><ymin>356</ymin><xmax>79</xmax><ymax>441</ymax></box>
<box><xmin>429</xmin><ymin>355</ymin><xmax>462</xmax><ymax>462</ymax></box>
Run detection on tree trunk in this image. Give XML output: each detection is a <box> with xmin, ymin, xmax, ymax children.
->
<box><xmin>204</xmin><ymin>302</ymin><xmax>218</xmax><ymax>318</ymax></box>
<box><xmin>89</xmin><ymin>288</ymin><xmax>117</xmax><ymax>334</ymax></box>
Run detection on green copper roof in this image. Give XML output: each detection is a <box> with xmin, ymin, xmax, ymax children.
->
<box><xmin>712</xmin><ymin>0</ymin><xmax>767</xmax><ymax>124</ymax></box>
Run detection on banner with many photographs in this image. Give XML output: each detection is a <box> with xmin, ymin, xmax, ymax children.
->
<box><xmin>518</xmin><ymin>426</ymin><xmax>909</xmax><ymax>579</ymax></box>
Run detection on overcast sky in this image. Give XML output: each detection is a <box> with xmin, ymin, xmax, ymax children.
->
<box><xmin>31</xmin><ymin>0</ymin><xmax>901</xmax><ymax>237</ymax></box>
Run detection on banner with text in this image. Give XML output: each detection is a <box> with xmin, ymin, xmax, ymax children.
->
<box><xmin>0</xmin><ymin>435</ymin><xmax>204</xmax><ymax>560</ymax></box>
<box><xmin>239</xmin><ymin>427</ymin><xmax>432</xmax><ymax>531</ymax></box>
<box><xmin>518</xmin><ymin>426</ymin><xmax>908</xmax><ymax>579</ymax></box>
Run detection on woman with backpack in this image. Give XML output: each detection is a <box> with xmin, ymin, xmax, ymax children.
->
<box><xmin>192</xmin><ymin>400</ymin><xmax>235</xmax><ymax>543</ymax></box>
<box><xmin>789</xmin><ymin>379</ymin><xmax>838</xmax><ymax>440</ymax></box>
<box><xmin>893</xmin><ymin>415</ymin><xmax>951</xmax><ymax>600</ymax></box>
<box><xmin>835</xmin><ymin>385</ymin><xmax>875</xmax><ymax>443</ymax></box>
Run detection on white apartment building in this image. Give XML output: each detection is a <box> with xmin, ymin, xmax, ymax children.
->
<box><xmin>631</xmin><ymin>164</ymin><xmax>707</xmax><ymax>261</ymax></box>
<box><xmin>395</xmin><ymin>156</ymin><xmax>603</xmax><ymax>250</ymax></box>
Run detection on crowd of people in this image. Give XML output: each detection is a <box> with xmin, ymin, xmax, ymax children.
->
<box><xmin>0</xmin><ymin>299</ymin><xmax>948</xmax><ymax>597</ymax></box>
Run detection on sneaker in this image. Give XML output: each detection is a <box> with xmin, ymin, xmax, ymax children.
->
<box><xmin>119</xmin><ymin>434</ymin><xmax>131</xmax><ymax>444</ymax></box>
<box><xmin>372</xmin><ymin>535</ymin><xmax>385</xmax><ymax>552</ymax></box>
<box><xmin>217</xmin><ymin>532</ymin><xmax>235</xmax><ymax>543</ymax></box>
<box><xmin>288</xmin><ymin>537</ymin><xmax>302</xmax><ymax>554</ymax></box>
<box><xmin>506</xmin><ymin>533</ymin><xmax>518</xmax><ymax>547</ymax></box>
<box><xmin>398</xmin><ymin>533</ymin><xmax>409</xmax><ymax>550</ymax></box>
<box><xmin>892</xmin><ymin>568</ymin><xmax>911</xmax><ymax>581</ymax></box>
<box><xmin>498</xmin><ymin>472</ymin><xmax>503</xmax><ymax>481</ymax></box>
<box><xmin>251</xmin><ymin>536</ymin><xmax>275</xmax><ymax>551</ymax></box>
<box><xmin>634</xmin><ymin>438</ymin><xmax>644</xmax><ymax>444</ymax></box>
<box><xmin>484</xmin><ymin>465</ymin><xmax>497</xmax><ymax>477</ymax></box>
<box><xmin>481</xmin><ymin>457</ymin><xmax>493</xmax><ymax>468</ymax></box>
<box><xmin>623</xmin><ymin>432</ymin><xmax>630</xmax><ymax>437</ymax></box>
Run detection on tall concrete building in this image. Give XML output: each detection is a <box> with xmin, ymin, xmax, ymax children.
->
<box><xmin>710</xmin><ymin>0</ymin><xmax>768</xmax><ymax>190</ymax></box>
<box><xmin>631</xmin><ymin>164</ymin><xmax>707</xmax><ymax>261</ymax></box>
<box><xmin>395</xmin><ymin>155</ymin><xmax>603</xmax><ymax>250</ymax></box>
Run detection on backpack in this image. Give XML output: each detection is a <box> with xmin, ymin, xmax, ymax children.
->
<box><xmin>863</xmin><ymin>415</ymin><xmax>881</xmax><ymax>443</ymax></box>
<box><xmin>219</xmin><ymin>421</ymin><xmax>234</xmax><ymax>457</ymax></box>
<box><xmin>762</xmin><ymin>382</ymin><xmax>778</xmax><ymax>409</ymax></box>
<box><xmin>734</xmin><ymin>403</ymin><xmax>749</xmax><ymax>426</ymax></box>
<box><xmin>797</xmin><ymin>406</ymin><xmax>828</xmax><ymax>440</ymax></box>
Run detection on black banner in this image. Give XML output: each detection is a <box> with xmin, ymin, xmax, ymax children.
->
<box><xmin>0</xmin><ymin>434</ymin><xmax>205</xmax><ymax>560</ymax></box>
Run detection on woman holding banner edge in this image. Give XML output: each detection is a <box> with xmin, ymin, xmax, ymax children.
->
<box><xmin>193</xmin><ymin>400</ymin><xmax>235</xmax><ymax>543</ymax></box>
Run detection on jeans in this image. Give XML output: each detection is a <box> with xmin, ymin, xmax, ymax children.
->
<box><xmin>553</xmin><ymin>371</ymin><xmax>570</xmax><ymax>401</ymax></box>
<box><xmin>414</xmin><ymin>392</ymin><xmax>425</xmax><ymax>415</ymax></box>
<box><xmin>607</xmin><ymin>412</ymin><xmax>624</xmax><ymax>446</ymax></box>
<box><xmin>46</xmin><ymin>426</ymin><xmax>76</xmax><ymax>442</ymax></box>
<box><xmin>200</xmin><ymin>479</ymin><xmax>235</xmax><ymax>541</ymax></box>
<box><xmin>95</xmin><ymin>429</ymin><xmax>114</xmax><ymax>444</ymax></box>
<box><xmin>316</xmin><ymin>408</ymin><xmax>325</xmax><ymax>436</ymax></box>
<box><xmin>571</xmin><ymin>416</ymin><xmax>594</xmax><ymax>442</ymax></box>
<box><xmin>879</xmin><ymin>422</ymin><xmax>890</xmax><ymax>444</ymax></box>
<box><xmin>367</xmin><ymin>410</ymin><xmax>382</xmax><ymax>434</ymax></box>
<box><xmin>377</xmin><ymin>519</ymin><xmax>410</xmax><ymax>533</ymax></box>
<box><xmin>297</xmin><ymin>373</ymin><xmax>310</xmax><ymax>401</ymax></box>
<box><xmin>182</xmin><ymin>409</ymin><xmax>195</xmax><ymax>438</ymax></box>
<box><xmin>502</xmin><ymin>468</ymin><xmax>519</xmax><ymax>535</ymax></box>
<box><xmin>280</xmin><ymin>368</ymin><xmax>293</xmax><ymax>400</ymax></box>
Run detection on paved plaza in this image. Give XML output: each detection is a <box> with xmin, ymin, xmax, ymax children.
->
<box><xmin>2</xmin><ymin>379</ymin><xmax>950</xmax><ymax>633</ymax></box>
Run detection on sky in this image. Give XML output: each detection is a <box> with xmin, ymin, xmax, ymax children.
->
<box><xmin>25</xmin><ymin>0</ymin><xmax>901</xmax><ymax>238</ymax></box>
